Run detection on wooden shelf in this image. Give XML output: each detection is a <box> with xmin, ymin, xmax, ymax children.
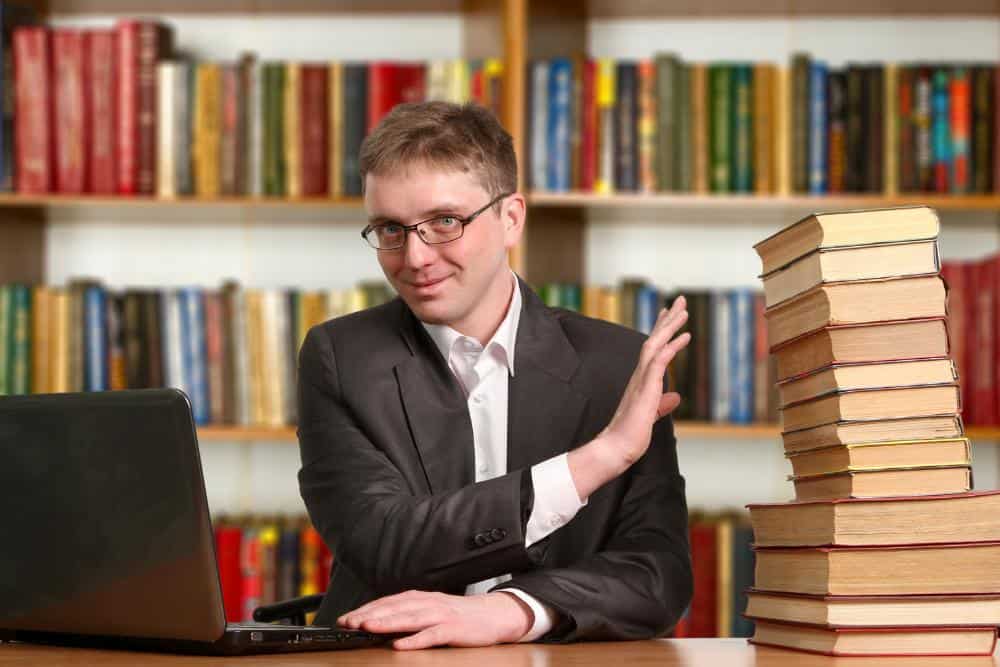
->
<box><xmin>195</xmin><ymin>423</ymin><xmax>1000</xmax><ymax>442</ymax></box>
<box><xmin>0</xmin><ymin>193</ymin><xmax>366</xmax><ymax>209</ymax></box>
<box><xmin>528</xmin><ymin>192</ymin><xmax>1000</xmax><ymax>212</ymax></box>
<box><xmin>586</xmin><ymin>0</ymin><xmax>1000</xmax><ymax>17</ymax></box>
<box><xmin>38</xmin><ymin>0</ymin><xmax>463</xmax><ymax>14</ymax></box>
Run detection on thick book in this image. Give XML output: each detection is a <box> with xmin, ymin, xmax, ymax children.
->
<box><xmin>654</xmin><ymin>53</ymin><xmax>678</xmax><ymax>191</ymax></box>
<box><xmin>748</xmin><ymin>489</ymin><xmax>1000</xmax><ymax>548</ymax></box>
<box><xmin>778</xmin><ymin>357</ymin><xmax>957</xmax><ymax>407</ymax></box>
<box><xmin>791</xmin><ymin>465</ymin><xmax>971</xmax><ymax>502</ymax></box>
<box><xmin>614</xmin><ymin>61</ymin><xmax>638</xmax><ymax>192</ymax></box>
<box><xmin>754</xmin><ymin>541</ymin><xmax>1000</xmax><ymax>596</ymax></box>
<box><xmin>0</xmin><ymin>3</ymin><xmax>35</xmax><ymax>192</ymax></box>
<box><xmin>53</xmin><ymin>29</ymin><xmax>87</xmax><ymax>193</ymax></box>
<box><xmin>341</xmin><ymin>63</ymin><xmax>367</xmax><ymax>197</ymax></box>
<box><xmin>300</xmin><ymin>64</ymin><xmax>329</xmax><ymax>197</ymax></box>
<box><xmin>785</xmin><ymin>437</ymin><xmax>970</xmax><ymax>481</ymax></box>
<box><xmin>546</xmin><ymin>57</ymin><xmax>572</xmax><ymax>192</ymax></box>
<box><xmin>761</xmin><ymin>239</ymin><xmax>940</xmax><ymax>309</ymax></box>
<box><xmin>366</xmin><ymin>61</ymin><xmax>424</xmax><ymax>134</ymax></box>
<box><xmin>13</xmin><ymin>26</ymin><xmax>51</xmax><ymax>193</ymax></box>
<box><xmin>783</xmin><ymin>414</ymin><xmax>965</xmax><ymax>455</ymax></box>
<box><xmin>745</xmin><ymin>590</ymin><xmax>1000</xmax><ymax>628</ymax></box>
<box><xmin>750</xmin><ymin>619</ymin><xmax>997</xmax><ymax>657</ymax></box>
<box><xmin>773</xmin><ymin>317</ymin><xmax>950</xmax><ymax>382</ymax></box>
<box><xmin>86</xmin><ymin>29</ymin><xmax>116</xmax><ymax>194</ymax></box>
<box><xmin>779</xmin><ymin>383</ymin><xmax>960</xmax><ymax>434</ymax></box>
<box><xmin>754</xmin><ymin>205</ymin><xmax>940</xmax><ymax>276</ymax></box>
<box><xmin>765</xmin><ymin>275</ymin><xmax>946</xmax><ymax>349</ymax></box>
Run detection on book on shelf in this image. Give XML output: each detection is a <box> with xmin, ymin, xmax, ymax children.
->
<box><xmin>754</xmin><ymin>541</ymin><xmax>1000</xmax><ymax>596</ymax></box>
<box><xmin>790</xmin><ymin>465</ymin><xmax>971</xmax><ymax>502</ymax></box>
<box><xmin>779</xmin><ymin>383</ymin><xmax>960</xmax><ymax>433</ymax></box>
<box><xmin>745</xmin><ymin>590</ymin><xmax>1000</xmax><ymax>628</ymax></box>
<box><xmin>749</xmin><ymin>620</ymin><xmax>997</xmax><ymax>657</ymax></box>
<box><xmin>785</xmin><ymin>437</ymin><xmax>970</xmax><ymax>479</ymax></box>
<box><xmin>748</xmin><ymin>489</ymin><xmax>1000</xmax><ymax>548</ymax></box>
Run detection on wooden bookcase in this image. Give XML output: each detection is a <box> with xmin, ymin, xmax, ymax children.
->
<box><xmin>4</xmin><ymin>0</ymin><xmax>1000</xmax><ymax>443</ymax></box>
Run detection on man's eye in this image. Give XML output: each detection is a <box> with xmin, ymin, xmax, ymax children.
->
<box><xmin>379</xmin><ymin>224</ymin><xmax>404</xmax><ymax>236</ymax></box>
<box><xmin>433</xmin><ymin>217</ymin><xmax>459</xmax><ymax>229</ymax></box>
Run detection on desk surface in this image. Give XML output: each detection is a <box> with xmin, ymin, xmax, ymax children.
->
<box><xmin>1</xmin><ymin>638</ymin><xmax>999</xmax><ymax>666</ymax></box>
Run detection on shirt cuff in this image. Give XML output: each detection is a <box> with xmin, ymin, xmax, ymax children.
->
<box><xmin>524</xmin><ymin>453</ymin><xmax>587</xmax><ymax>547</ymax></box>
<box><xmin>498</xmin><ymin>588</ymin><xmax>558</xmax><ymax>642</ymax></box>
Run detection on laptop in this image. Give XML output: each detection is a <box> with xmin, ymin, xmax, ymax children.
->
<box><xmin>0</xmin><ymin>388</ymin><xmax>386</xmax><ymax>655</ymax></box>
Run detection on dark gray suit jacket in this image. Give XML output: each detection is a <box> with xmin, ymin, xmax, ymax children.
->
<box><xmin>296</xmin><ymin>277</ymin><xmax>692</xmax><ymax>641</ymax></box>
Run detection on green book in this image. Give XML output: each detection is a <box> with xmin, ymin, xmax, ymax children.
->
<box><xmin>654</xmin><ymin>53</ymin><xmax>679</xmax><ymax>191</ymax></box>
<box><xmin>0</xmin><ymin>285</ymin><xmax>9</xmax><ymax>395</ymax></box>
<box><xmin>730</xmin><ymin>63</ymin><xmax>754</xmax><ymax>193</ymax></box>
<box><xmin>539</xmin><ymin>283</ymin><xmax>562</xmax><ymax>308</ymax></box>
<box><xmin>791</xmin><ymin>53</ymin><xmax>811</xmax><ymax>193</ymax></box>
<box><xmin>262</xmin><ymin>63</ymin><xmax>286</xmax><ymax>196</ymax></box>
<box><xmin>9</xmin><ymin>284</ymin><xmax>30</xmax><ymax>395</ymax></box>
<box><xmin>709</xmin><ymin>64</ymin><xmax>732</xmax><ymax>193</ymax></box>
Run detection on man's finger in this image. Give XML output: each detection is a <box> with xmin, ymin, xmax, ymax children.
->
<box><xmin>393</xmin><ymin>623</ymin><xmax>452</xmax><ymax>651</ymax></box>
<box><xmin>338</xmin><ymin>590</ymin><xmax>428</xmax><ymax>626</ymax></box>
<box><xmin>363</xmin><ymin>608</ymin><xmax>445</xmax><ymax>634</ymax></box>
<box><xmin>343</xmin><ymin>601</ymin><xmax>432</xmax><ymax>629</ymax></box>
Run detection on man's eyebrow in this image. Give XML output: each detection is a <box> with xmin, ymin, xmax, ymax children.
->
<box><xmin>368</xmin><ymin>203</ymin><xmax>465</xmax><ymax>224</ymax></box>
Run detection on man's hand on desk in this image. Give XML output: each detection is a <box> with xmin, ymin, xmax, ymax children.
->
<box><xmin>338</xmin><ymin>590</ymin><xmax>534</xmax><ymax>650</ymax></box>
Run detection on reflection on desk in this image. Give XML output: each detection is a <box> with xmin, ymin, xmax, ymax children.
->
<box><xmin>0</xmin><ymin>638</ymin><xmax>998</xmax><ymax>666</ymax></box>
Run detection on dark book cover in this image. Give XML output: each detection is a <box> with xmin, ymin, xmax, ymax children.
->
<box><xmin>676</xmin><ymin>63</ymin><xmax>693</xmax><ymax>192</ymax></box>
<box><xmin>0</xmin><ymin>3</ymin><xmax>35</xmax><ymax>192</ymax></box>
<box><xmin>914</xmin><ymin>65</ymin><xmax>934</xmax><ymax>191</ymax></box>
<box><xmin>342</xmin><ymin>63</ymin><xmax>368</xmax><ymax>197</ymax></box>
<box><xmin>614</xmin><ymin>61</ymin><xmax>638</xmax><ymax>192</ymax></box>
<box><xmin>865</xmin><ymin>65</ymin><xmax>884</xmax><ymax>193</ymax></box>
<box><xmin>731</xmin><ymin>63</ymin><xmax>754</xmax><ymax>193</ymax></box>
<box><xmin>579</xmin><ymin>58</ymin><xmax>597</xmax><ymax>191</ymax></box>
<box><xmin>844</xmin><ymin>64</ymin><xmax>864</xmax><ymax>192</ymax></box>
<box><xmin>546</xmin><ymin>57</ymin><xmax>572</xmax><ymax>192</ymax></box>
<box><xmin>709</xmin><ymin>64</ymin><xmax>731</xmax><ymax>193</ymax></box>
<box><xmin>137</xmin><ymin>22</ymin><xmax>173</xmax><ymax>195</ymax></box>
<box><xmin>86</xmin><ymin>29</ymin><xmax>116</xmax><ymax>194</ymax></box>
<box><xmin>143</xmin><ymin>290</ymin><xmax>163</xmax><ymax>388</ymax></box>
<box><xmin>261</xmin><ymin>62</ymin><xmax>285</xmax><ymax>197</ymax></box>
<box><xmin>655</xmin><ymin>53</ymin><xmax>679</xmax><ymax>191</ymax></box>
<box><xmin>931</xmin><ymin>65</ymin><xmax>951</xmax><ymax>193</ymax></box>
<box><xmin>300</xmin><ymin>64</ymin><xmax>329</xmax><ymax>197</ymax></box>
<box><xmin>790</xmin><ymin>53</ymin><xmax>811</xmax><ymax>193</ymax></box>
<box><xmin>897</xmin><ymin>66</ymin><xmax>916</xmax><ymax>192</ymax></box>
<box><xmin>8</xmin><ymin>284</ymin><xmax>30</xmax><ymax>395</ymax></box>
<box><xmin>827</xmin><ymin>70</ymin><xmax>847</xmax><ymax>193</ymax></box>
<box><xmin>971</xmin><ymin>65</ymin><xmax>993</xmax><ymax>194</ymax></box>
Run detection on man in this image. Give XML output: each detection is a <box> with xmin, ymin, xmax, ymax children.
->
<box><xmin>297</xmin><ymin>101</ymin><xmax>692</xmax><ymax>649</ymax></box>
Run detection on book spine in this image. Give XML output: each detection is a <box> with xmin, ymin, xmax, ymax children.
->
<box><xmin>261</xmin><ymin>63</ymin><xmax>285</xmax><ymax>197</ymax></box>
<box><xmin>790</xmin><ymin>53</ymin><xmax>810</xmax><ymax>193</ymax></box>
<box><xmin>86</xmin><ymin>29</ymin><xmax>115</xmax><ymax>194</ymax></box>
<box><xmin>51</xmin><ymin>289</ymin><xmax>70</xmax><ymax>392</ymax></box>
<box><xmin>328</xmin><ymin>62</ymin><xmax>342</xmax><ymax>198</ymax></box>
<box><xmin>884</xmin><ymin>62</ymin><xmax>898</xmax><ymax>195</ymax></box>
<box><xmin>773</xmin><ymin>65</ymin><xmax>791</xmax><ymax>196</ymax></box>
<box><xmin>107</xmin><ymin>293</ymin><xmax>126</xmax><ymax>390</ymax></box>
<box><xmin>676</xmin><ymin>63</ymin><xmax>693</xmax><ymax>192</ymax></box>
<box><xmin>144</xmin><ymin>291</ymin><xmax>163</xmax><ymax>388</ymax></box>
<box><xmin>14</xmin><ymin>26</ymin><xmax>52</xmax><ymax>193</ymax></box>
<box><xmin>709</xmin><ymin>64</ymin><xmax>731</xmax><ymax>193</ymax></box>
<box><xmin>529</xmin><ymin>60</ymin><xmax>548</xmax><ymax>191</ymax></box>
<box><xmin>175</xmin><ymin>61</ymin><xmax>193</xmax><ymax>195</ymax></box>
<box><xmin>655</xmin><ymin>53</ymin><xmax>677</xmax><ymax>191</ymax></box>
<box><xmin>692</xmin><ymin>63</ymin><xmax>709</xmax><ymax>194</ymax></box>
<box><xmin>827</xmin><ymin>71</ymin><xmax>847</xmax><ymax>193</ymax></box>
<box><xmin>9</xmin><ymin>284</ymin><xmax>30</xmax><ymax>394</ymax></box>
<box><xmin>53</xmin><ymin>30</ymin><xmax>87</xmax><ymax>193</ymax></box>
<box><xmin>974</xmin><ymin>258</ymin><xmax>996</xmax><ymax>425</ymax></box>
<box><xmin>284</xmin><ymin>63</ymin><xmax>301</xmax><ymax>198</ymax></box>
<box><xmin>710</xmin><ymin>291</ymin><xmax>731</xmax><ymax>422</ymax></box>
<box><xmin>637</xmin><ymin>59</ymin><xmax>657</xmax><ymax>194</ymax></box>
<box><xmin>914</xmin><ymin>65</ymin><xmax>934</xmax><ymax>192</ymax></box>
<box><xmin>183</xmin><ymin>288</ymin><xmax>210</xmax><ymax>425</ymax></box>
<box><xmin>931</xmin><ymin>66</ymin><xmax>952</xmax><ymax>194</ymax></box>
<box><xmin>753</xmin><ymin>63</ymin><xmax>773</xmax><ymax>194</ymax></box>
<box><xmin>31</xmin><ymin>286</ymin><xmax>49</xmax><ymax>394</ymax></box>
<box><xmin>729</xmin><ymin>290</ymin><xmax>754</xmax><ymax>424</ymax></box>
<box><xmin>594</xmin><ymin>58</ymin><xmax>615</xmax><ymax>194</ymax></box>
<box><xmin>156</xmin><ymin>62</ymin><xmax>177</xmax><ymax>197</ymax></box>
<box><xmin>866</xmin><ymin>65</ymin><xmax>884</xmax><ymax>193</ymax></box>
<box><xmin>995</xmin><ymin>64</ymin><xmax>1000</xmax><ymax>193</ymax></box>
<box><xmin>137</xmin><ymin>22</ymin><xmax>169</xmax><ymax>195</ymax></box>
<box><xmin>84</xmin><ymin>285</ymin><xmax>107</xmax><ymax>392</ymax></box>
<box><xmin>0</xmin><ymin>286</ymin><xmax>8</xmax><ymax>394</ymax></box>
<box><xmin>807</xmin><ymin>61</ymin><xmax>828</xmax><ymax>194</ymax></box>
<box><xmin>341</xmin><ymin>63</ymin><xmax>366</xmax><ymax>197</ymax></box>
<box><xmin>844</xmin><ymin>65</ymin><xmax>863</xmax><ymax>192</ymax></box>
<box><xmin>204</xmin><ymin>290</ymin><xmax>225</xmax><ymax>425</ymax></box>
<box><xmin>194</xmin><ymin>63</ymin><xmax>221</xmax><ymax>197</ymax></box>
<box><xmin>114</xmin><ymin>20</ymin><xmax>138</xmax><ymax>194</ymax></box>
<box><xmin>579</xmin><ymin>58</ymin><xmax>597</xmax><ymax>191</ymax></box>
<box><xmin>949</xmin><ymin>66</ymin><xmax>971</xmax><ymax>194</ymax></box>
<box><xmin>731</xmin><ymin>63</ymin><xmax>754</xmax><ymax>193</ymax></box>
<box><xmin>0</xmin><ymin>6</ymin><xmax>37</xmax><ymax>192</ymax></box>
<box><xmin>753</xmin><ymin>293</ymin><xmax>770</xmax><ymax>423</ymax></box>
<box><xmin>897</xmin><ymin>66</ymin><xmax>915</xmax><ymax>192</ymax></box>
<box><xmin>219</xmin><ymin>64</ymin><xmax>240</xmax><ymax>196</ymax></box>
<box><xmin>971</xmin><ymin>66</ymin><xmax>992</xmax><ymax>194</ymax></box>
<box><xmin>300</xmin><ymin>65</ymin><xmax>329</xmax><ymax>197</ymax></box>
<box><xmin>246</xmin><ymin>57</ymin><xmax>261</xmax><ymax>197</ymax></box>
<box><xmin>547</xmin><ymin>58</ymin><xmax>572</xmax><ymax>192</ymax></box>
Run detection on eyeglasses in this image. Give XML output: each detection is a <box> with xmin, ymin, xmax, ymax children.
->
<box><xmin>361</xmin><ymin>192</ymin><xmax>514</xmax><ymax>251</ymax></box>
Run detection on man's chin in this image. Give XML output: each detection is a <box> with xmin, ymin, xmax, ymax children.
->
<box><xmin>403</xmin><ymin>298</ymin><xmax>452</xmax><ymax>325</ymax></box>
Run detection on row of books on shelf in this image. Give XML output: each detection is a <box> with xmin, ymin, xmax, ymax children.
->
<box><xmin>9</xmin><ymin>14</ymin><xmax>502</xmax><ymax>197</ymax></box>
<box><xmin>212</xmin><ymin>511</ymin><xmax>755</xmax><ymax>638</ymax></box>
<box><xmin>0</xmin><ymin>280</ymin><xmax>395</xmax><ymax>426</ymax></box>
<box><xmin>528</xmin><ymin>54</ymin><xmax>1000</xmax><ymax>196</ymax></box>
<box><xmin>0</xmin><ymin>278</ymin><xmax>782</xmax><ymax>426</ymax></box>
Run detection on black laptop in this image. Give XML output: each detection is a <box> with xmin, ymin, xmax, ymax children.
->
<box><xmin>0</xmin><ymin>388</ymin><xmax>385</xmax><ymax>655</ymax></box>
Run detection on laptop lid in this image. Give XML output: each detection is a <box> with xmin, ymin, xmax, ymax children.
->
<box><xmin>0</xmin><ymin>389</ymin><xmax>228</xmax><ymax>643</ymax></box>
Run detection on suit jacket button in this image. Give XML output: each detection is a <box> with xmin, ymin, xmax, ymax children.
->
<box><xmin>490</xmin><ymin>528</ymin><xmax>504</xmax><ymax>541</ymax></box>
<box><xmin>474</xmin><ymin>533</ymin><xmax>488</xmax><ymax>547</ymax></box>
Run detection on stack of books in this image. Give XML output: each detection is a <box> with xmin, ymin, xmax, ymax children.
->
<box><xmin>744</xmin><ymin>205</ymin><xmax>1000</xmax><ymax>656</ymax></box>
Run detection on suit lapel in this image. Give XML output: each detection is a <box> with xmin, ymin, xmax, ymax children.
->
<box><xmin>394</xmin><ymin>307</ymin><xmax>474</xmax><ymax>494</ymax></box>
<box><xmin>507</xmin><ymin>278</ymin><xmax>589</xmax><ymax>473</ymax></box>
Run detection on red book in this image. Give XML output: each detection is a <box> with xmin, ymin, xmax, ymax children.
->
<box><xmin>13</xmin><ymin>26</ymin><xmax>52</xmax><ymax>193</ymax></box>
<box><xmin>940</xmin><ymin>261</ymin><xmax>971</xmax><ymax>416</ymax></box>
<box><xmin>949</xmin><ymin>68</ymin><xmax>971</xmax><ymax>193</ymax></box>
<box><xmin>86</xmin><ymin>29</ymin><xmax>116</xmax><ymax>194</ymax></box>
<box><xmin>897</xmin><ymin>67</ymin><xmax>914</xmax><ymax>192</ymax></box>
<box><xmin>470</xmin><ymin>61</ymin><xmax>485</xmax><ymax>106</ymax></box>
<box><xmin>215</xmin><ymin>524</ymin><xmax>244</xmax><ymax>623</ymax></box>
<box><xmin>971</xmin><ymin>257</ymin><xmax>998</xmax><ymax>425</ymax></box>
<box><xmin>578</xmin><ymin>59</ymin><xmax>597</xmax><ymax>191</ymax></box>
<box><xmin>240</xmin><ymin>528</ymin><xmax>261</xmax><ymax>623</ymax></box>
<box><xmin>53</xmin><ymin>29</ymin><xmax>88</xmax><ymax>193</ymax></box>
<box><xmin>688</xmin><ymin>519</ymin><xmax>717</xmax><ymax>637</ymax></box>
<box><xmin>300</xmin><ymin>64</ymin><xmax>329</xmax><ymax>197</ymax></box>
<box><xmin>367</xmin><ymin>62</ymin><xmax>425</xmax><ymax>134</ymax></box>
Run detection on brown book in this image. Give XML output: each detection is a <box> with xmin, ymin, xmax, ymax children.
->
<box><xmin>762</xmin><ymin>240</ymin><xmax>940</xmax><ymax>308</ymax></box>
<box><xmin>785</xmin><ymin>437</ymin><xmax>970</xmax><ymax>480</ymax></box>
<box><xmin>752</xmin><ymin>63</ymin><xmax>773</xmax><ymax>194</ymax></box>
<box><xmin>204</xmin><ymin>290</ymin><xmax>226</xmax><ymax>425</ymax></box>
<box><xmin>783</xmin><ymin>414</ymin><xmax>964</xmax><ymax>454</ymax></box>
<box><xmin>143</xmin><ymin>291</ymin><xmax>163</xmax><ymax>388</ymax></box>
<box><xmin>31</xmin><ymin>286</ymin><xmax>51</xmax><ymax>394</ymax></box>
<box><xmin>778</xmin><ymin>357</ymin><xmax>956</xmax><ymax>407</ymax></box>
<box><xmin>791</xmin><ymin>465</ymin><xmax>971</xmax><ymax>502</ymax></box>
<box><xmin>754</xmin><ymin>206</ymin><xmax>939</xmax><ymax>276</ymax></box>
<box><xmin>300</xmin><ymin>64</ymin><xmax>329</xmax><ymax>197</ymax></box>
<box><xmin>780</xmin><ymin>383</ymin><xmax>960</xmax><ymax>434</ymax></box>
<box><xmin>746</xmin><ymin>590</ymin><xmax>1000</xmax><ymax>628</ymax></box>
<box><xmin>749</xmin><ymin>489</ymin><xmax>1000</xmax><ymax>548</ymax></box>
<box><xmin>193</xmin><ymin>63</ymin><xmax>221</xmax><ymax>197</ymax></box>
<box><xmin>50</xmin><ymin>289</ymin><xmax>70</xmax><ymax>393</ymax></box>
<box><xmin>755</xmin><ymin>541</ymin><xmax>1000</xmax><ymax>596</ymax></box>
<box><xmin>284</xmin><ymin>63</ymin><xmax>302</xmax><ymax>198</ymax></box>
<box><xmin>774</xmin><ymin>318</ymin><xmax>950</xmax><ymax>382</ymax></box>
<box><xmin>765</xmin><ymin>275</ymin><xmax>946</xmax><ymax>349</ymax></box>
<box><xmin>750</xmin><ymin>619</ymin><xmax>996</xmax><ymax>657</ymax></box>
<box><xmin>690</xmin><ymin>62</ymin><xmax>708</xmax><ymax>194</ymax></box>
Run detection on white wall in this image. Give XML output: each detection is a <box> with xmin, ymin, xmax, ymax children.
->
<box><xmin>44</xmin><ymin>13</ymin><xmax>1000</xmax><ymax>514</ymax></box>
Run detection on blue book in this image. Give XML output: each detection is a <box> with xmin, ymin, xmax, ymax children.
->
<box><xmin>730</xmin><ymin>63</ymin><xmax>754</xmax><ymax>192</ymax></box>
<box><xmin>932</xmin><ymin>67</ymin><xmax>952</xmax><ymax>190</ymax></box>
<box><xmin>728</xmin><ymin>290</ymin><xmax>755</xmax><ymax>424</ymax></box>
<box><xmin>808</xmin><ymin>61</ymin><xmax>829</xmax><ymax>194</ymax></box>
<box><xmin>546</xmin><ymin>58</ymin><xmax>572</xmax><ymax>192</ymax></box>
<box><xmin>635</xmin><ymin>285</ymin><xmax>661</xmax><ymax>335</ymax></box>
<box><xmin>84</xmin><ymin>286</ymin><xmax>108</xmax><ymax>392</ymax></box>
<box><xmin>180</xmin><ymin>288</ymin><xmax>210</xmax><ymax>425</ymax></box>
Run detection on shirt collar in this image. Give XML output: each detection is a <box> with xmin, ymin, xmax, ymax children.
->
<box><xmin>421</xmin><ymin>270</ymin><xmax>521</xmax><ymax>376</ymax></box>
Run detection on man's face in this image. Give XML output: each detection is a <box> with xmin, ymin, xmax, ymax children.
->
<box><xmin>364</xmin><ymin>165</ymin><xmax>522</xmax><ymax>331</ymax></box>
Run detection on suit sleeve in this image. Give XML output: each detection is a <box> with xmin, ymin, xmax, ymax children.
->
<box><xmin>297</xmin><ymin>325</ymin><xmax>537</xmax><ymax>597</ymax></box>
<box><xmin>494</xmin><ymin>410</ymin><xmax>693</xmax><ymax>642</ymax></box>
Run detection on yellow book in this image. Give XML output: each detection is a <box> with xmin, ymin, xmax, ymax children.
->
<box><xmin>284</xmin><ymin>63</ymin><xmax>302</xmax><ymax>198</ymax></box>
<box><xmin>328</xmin><ymin>62</ymin><xmax>343</xmax><ymax>198</ymax></box>
<box><xmin>50</xmin><ymin>289</ymin><xmax>70</xmax><ymax>393</ymax></box>
<box><xmin>194</xmin><ymin>63</ymin><xmax>221</xmax><ymax>197</ymax></box>
<box><xmin>884</xmin><ymin>62</ymin><xmax>898</xmax><ymax>196</ymax></box>
<box><xmin>753</xmin><ymin>63</ymin><xmax>773</xmax><ymax>194</ymax></box>
<box><xmin>447</xmin><ymin>59</ymin><xmax>470</xmax><ymax>103</ymax></box>
<box><xmin>773</xmin><ymin>65</ymin><xmax>791</xmax><ymax>196</ymax></box>
<box><xmin>594</xmin><ymin>59</ymin><xmax>616</xmax><ymax>194</ymax></box>
<box><xmin>600</xmin><ymin>287</ymin><xmax>622</xmax><ymax>325</ymax></box>
<box><xmin>31</xmin><ymin>285</ymin><xmax>50</xmax><ymax>394</ymax></box>
<box><xmin>715</xmin><ymin>517</ymin><xmax>734</xmax><ymax>638</ymax></box>
<box><xmin>244</xmin><ymin>290</ymin><xmax>265</xmax><ymax>426</ymax></box>
<box><xmin>690</xmin><ymin>62</ymin><xmax>708</xmax><ymax>194</ymax></box>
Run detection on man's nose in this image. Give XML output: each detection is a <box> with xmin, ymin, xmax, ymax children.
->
<box><xmin>402</xmin><ymin>228</ymin><xmax>435</xmax><ymax>266</ymax></box>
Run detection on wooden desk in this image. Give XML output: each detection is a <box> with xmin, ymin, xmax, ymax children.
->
<box><xmin>1</xmin><ymin>638</ymin><xmax>998</xmax><ymax>666</ymax></box>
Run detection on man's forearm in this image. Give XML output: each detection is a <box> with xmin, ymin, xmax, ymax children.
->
<box><xmin>566</xmin><ymin>433</ymin><xmax>632</xmax><ymax>501</ymax></box>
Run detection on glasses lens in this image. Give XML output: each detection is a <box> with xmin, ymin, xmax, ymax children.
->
<box><xmin>421</xmin><ymin>217</ymin><xmax>463</xmax><ymax>244</ymax></box>
<box><xmin>369</xmin><ymin>224</ymin><xmax>404</xmax><ymax>249</ymax></box>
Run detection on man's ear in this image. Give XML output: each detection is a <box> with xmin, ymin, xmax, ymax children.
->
<box><xmin>501</xmin><ymin>192</ymin><xmax>527</xmax><ymax>249</ymax></box>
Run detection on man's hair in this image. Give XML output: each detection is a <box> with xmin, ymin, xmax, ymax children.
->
<box><xmin>358</xmin><ymin>101</ymin><xmax>517</xmax><ymax>199</ymax></box>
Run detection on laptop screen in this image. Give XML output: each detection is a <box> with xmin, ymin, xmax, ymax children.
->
<box><xmin>0</xmin><ymin>389</ymin><xmax>227</xmax><ymax>642</ymax></box>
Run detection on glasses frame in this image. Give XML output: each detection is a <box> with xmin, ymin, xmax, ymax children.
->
<box><xmin>361</xmin><ymin>191</ymin><xmax>514</xmax><ymax>250</ymax></box>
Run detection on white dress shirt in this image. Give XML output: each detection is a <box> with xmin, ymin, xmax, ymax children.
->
<box><xmin>421</xmin><ymin>271</ymin><xmax>587</xmax><ymax>642</ymax></box>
